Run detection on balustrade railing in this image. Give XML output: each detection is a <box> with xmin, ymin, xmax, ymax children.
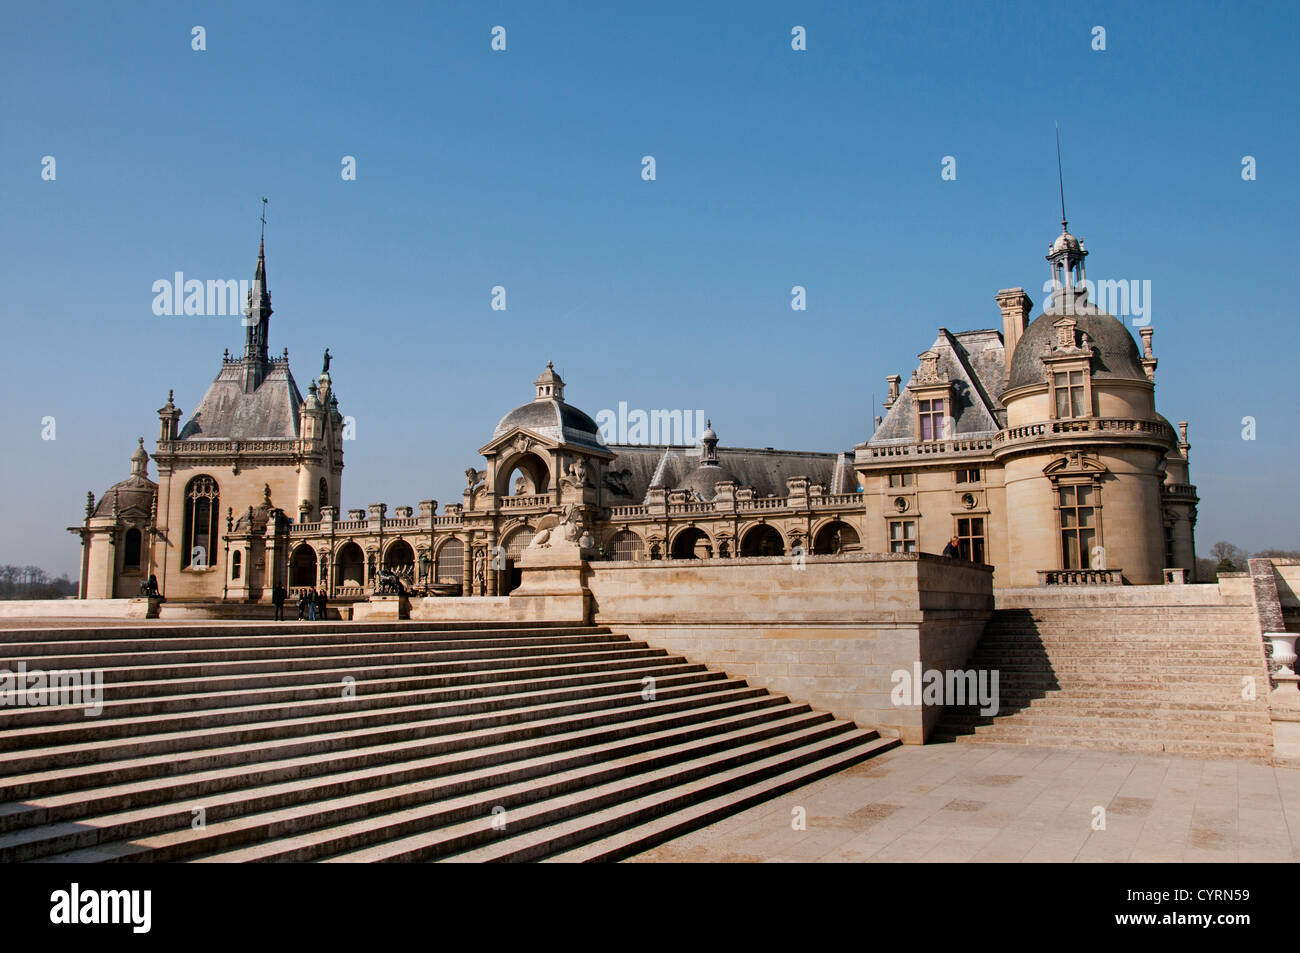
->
<box><xmin>1037</xmin><ymin>568</ymin><xmax>1123</xmax><ymax>586</ymax></box>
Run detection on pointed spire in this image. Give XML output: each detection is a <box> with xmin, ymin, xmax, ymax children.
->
<box><xmin>242</xmin><ymin>201</ymin><xmax>274</xmax><ymax>391</ymax></box>
<box><xmin>1055</xmin><ymin>122</ymin><xmax>1068</xmax><ymax>233</ymax></box>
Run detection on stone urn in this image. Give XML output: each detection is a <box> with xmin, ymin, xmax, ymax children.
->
<box><xmin>1266</xmin><ymin>633</ymin><xmax>1299</xmax><ymax>677</ymax></box>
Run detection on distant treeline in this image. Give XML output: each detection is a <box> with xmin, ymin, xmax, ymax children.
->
<box><xmin>0</xmin><ymin>565</ymin><xmax>78</xmax><ymax>600</ymax></box>
<box><xmin>1197</xmin><ymin>543</ymin><xmax>1300</xmax><ymax>582</ymax></box>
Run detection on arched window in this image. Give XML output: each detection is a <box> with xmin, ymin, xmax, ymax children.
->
<box><xmin>435</xmin><ymin>539</ymin><xmax>464</xmax><ymax>582</ymax></box>
<box><xmin>231</xmin><ymin>550</ymin><xmax>242</xmax><ymax>580</ymax></box>
<box><xmin>318</xmin><ymin>477</ymin><xmax>328</xmax><ymax>512</ymax></box>
<box><xmin>504</xmin><ymin>529</ymin><xmax>535</xmax><ymax>560</ymax></box>
<box><xmin>335</xmin><ymin>542</ymin><xmax>365</xmax><ymax>589</ymax></box>
<box><xmin>671</xmin><ymin>528</ymin><xmax>711</xmax><ymax>560</ymax></box>
<box><xmin>182</xmin><ymin>476</ymin><xmax>219</xmax><ymax>569</ymax></box>
<box><xmin>123</xmin><ymin>528</ymin><xmax>142</xmax><ymax>569</ymax></box>
<box><xmin>813</xmin><ymin>521</ymin><xmax>860</xmax><ymax>555</ymax></box>
<box><xmin>610</xmin><ymin>530</ymin><xmax>644</xmax><ymax>561</ymax></box>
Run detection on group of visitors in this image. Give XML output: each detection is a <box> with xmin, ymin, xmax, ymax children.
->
<box><xmin>269</xmin><ymin>584</ymin><xmax>327</xmax><ymax>621</ymax></box>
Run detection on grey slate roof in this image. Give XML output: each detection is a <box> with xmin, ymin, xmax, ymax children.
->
<box><xmin>493</xmin><ymin>399</ymin><xmax>605</xmax><ymax>451</ymax></box>
<box><xmin>1006</xmin><ymin>303</ymin><xmax>1146</xmax><ymax>392</ymax></box>
<box><xmin>867</xmin><ymin>328</ymin><xmax>1007</xmax><ymax>445</ymax></box>
<box><xmin>602</xmin><ymin>445</ymin><xmax>851</xmax><ymax>503</ymax></box>
<box><xmin>179</xmin><ymin>362</ymin><xmax>303</xmax><ymax>440</ymax></box>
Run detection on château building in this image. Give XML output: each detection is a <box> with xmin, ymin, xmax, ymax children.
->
<box><xmin>70</xmin><ymin>212</ymin><xmax>1198</xmax><ymax>602</ymax></box>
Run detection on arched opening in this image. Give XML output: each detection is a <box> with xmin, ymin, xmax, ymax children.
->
<box><xmin>609</xmin><ymin>530</ymin><xmax>644</xmax><ymax>561</ymax></box>
<box><xmin>289</xmin><ymin>545</ymin><xmax>317</xmax><ymax>588</ymax></box>
<box><xmin>383</xmin><ymin>540</ymin><xmax>416</xmax><ymax>584</ymax></box>
<box><xmin>671</xmin><ymin>527</ymin><xmax>712</xmax><ymax>560</ymax></box>
<box><xmin>740</xmin><ymin>524</ymin><xmax>785</xmax><ymax>557</ymax></box>
<box><xmin>230</xmin><ymin>550</ymin><xmax>242</xmax><ymax>580</ymax></box>
<box><xmin>813</xmin><ymin>521</ymin><xmax>860</xmax><ymax>555</ymax></box>
<box><xmin>335</xmin><ymin>542</ymin><xmax>364</xmax><ymax>590</ymax></box>
<box><xmin>500</xmin><ymin>452</ymin><xmax>551</xmax><ymax>497</ymax></box>
<box><xmin>181</xmin><ymin>475</ymin><xmax>219</xmax><ymax>569</ymax></box>
<box><xmin>501</xmin><ymin>528</ymin><xmax>535</xmax><ymax>593</ymax></box>
<box><xmin>434</xmin><ymin>538</ymin><xmax>464</xmax><ymax>587</ymax></box>
<box><xmin>123</xmin><ymin>528</ymin><xmax>142</xmax><ymax>569</ymax></box>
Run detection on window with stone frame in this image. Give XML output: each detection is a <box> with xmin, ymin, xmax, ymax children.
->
<box><xmin>918</xmin><ymin>398</ymin><xmax>946</xmax><ymax>441</ymax></box>
<box><xmin>888</xmin><ymin>519</ymin><xmax>917</xmax><ymax>554</ymax></box>
<box><xmin>1052</xmin><ymin>370</ymin><xmax>1088</xmax><ymax>419</ymax></box>
<box><xmin>954</xmin><ymin>468</ymin><xmax>982</xmax><ymax>484</ymax></box>
<box><xmin>956</xmin><ymin>516</ymin><xmax>985</xmax><ymax>563</ymax></box>
<box><xmin>1059</xmin><ymin>483</ymin><xmax>1099</xmax><ymax>570</ymax></box>
<box><xmin>888</xmin><ymin>472</ymin><xmax>914</xmax><ymax>489</ymax></box>
<box><xmin>181</xmin><ymin>475</ymin><xmax>219</xmax><ymax>569</ymax></box>
<box><xmin>123</xmin><ymin>527</ymin><xmax>142</xmax><ymax>569</ymax></box>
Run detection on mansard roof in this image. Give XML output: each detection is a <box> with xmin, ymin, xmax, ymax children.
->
<box><xmin>178</xmin><ymin>359</ymin><xmax>303</xmax><ymax>440</ymax></box>
<box><xmin>867</xmin><ymin>328</ymin><xmax>1007</xmax><ymax>445</ymax></box>
<box><xmin>602</xmin><ymin>444</ymin><xmax>851</xmax><ymax>503</ymax></box>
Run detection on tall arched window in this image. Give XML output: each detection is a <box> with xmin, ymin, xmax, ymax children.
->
<box><xmin>318</xmin><ymin>477</ymin><xmax>328</xmax><ymax>512</ymax></box>
<box><xmin>123</xmin><ymin>528</ymin><xmax>142</xmax><ymax>569</ymax></box>
<box><xmin>182</xmin><ymin>476</ymin><xmax>219</xmax><ymax>569</ymax></box>
<box><xmin>231</xmin><ymin>550</ymin><xmax>242</xmax><ymax>580</ymax></box>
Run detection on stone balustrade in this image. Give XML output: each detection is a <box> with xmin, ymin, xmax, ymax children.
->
<box><xmin>1037</xmin><ymin>568</ymin><xmax>1124</xmax><ymax>586</ymax></box>
<box><xmin>501</xmin><ymin>494</ymin><xmax>551</xmax><ymax>509</ymax></box>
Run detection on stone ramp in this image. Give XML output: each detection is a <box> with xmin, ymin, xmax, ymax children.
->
<box><xmin>933</xmin><ymin>603</ymin><xmax>1274</xmax><ymax>761</ymax></box>
<box><xmin>0</xmin><ymin>621</ymin><xmax>894</xmax><ymax>863</ymax></box>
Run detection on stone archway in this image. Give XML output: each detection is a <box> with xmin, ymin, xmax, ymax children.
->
<box><xmin>740</xmin><ymin>524</ymin><xmax>785</xmax><ymax>557</ymax></box>
<box><xmin>335</xmin><ymin>541</ymin><xmax>365</xmax><ymax>590</ymax></box>
<box><xmin>383</xmin><ymin>539</ymin><xmax>416</xmax><ymax>580</ymax></box>
<box><xmin>670</xmin><ymin>527</ymin><xmax>712</xmax><ymax>560</ymax></box>
<box><xmin>498</xmin><ymin>451</ymin><xmax>551</xmax><ymax>497</ymax></box>
<box><xmin>289</xmin><ymin>544</ymin><xmax>317</xmax><ymax>588</ymax></box>
<box><xmin>813</xmin><ymin>520</ymin><xmax>860</xmax><ymax>555</ymax></box>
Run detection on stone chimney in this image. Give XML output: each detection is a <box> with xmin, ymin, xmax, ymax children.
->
<box><xmin>995</xmin><ymin>288</ymin><xmax>1034</xmax><ymax>386</ymax></box>
<box><xmin>883</xmin><ymin>375</ymin><xmax>901</xmax><ymax>409</ymax></box>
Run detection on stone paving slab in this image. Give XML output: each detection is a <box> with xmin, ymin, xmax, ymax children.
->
<box><xmin>626</xmin><ymin>742</ymin><xmax>1300</xmax><ymax>863</ymax></box>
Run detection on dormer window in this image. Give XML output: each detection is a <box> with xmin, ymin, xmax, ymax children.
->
<box><xmin>918</xmin><ymin>398</ymin><xmax>946</xmax><ymax>441</ymax></box>
<box><xmin>1053</xmin><ymin>370</ymin><xmax>1087</xmax><ymax>418</ymax></box>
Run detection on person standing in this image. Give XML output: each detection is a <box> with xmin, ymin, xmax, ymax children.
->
<box><xmin>272</xmin><ymin>583</ymin><xmax>286</xmax><ymax>621</ymax></box>
<box><xmin>307</xmin><ymin>589</ymin><xmax>317</xmax><ymax>621</ymax></box>
<box><xmin>296</xmin><ymin>590</ymin><xmax>307</xmax><ymax>621</ymax></box>
<box><xmin>316</xmin><ymin>588</ymin><xmax>328</xmax><ymax>622</ymax></box>
<box><xmin>942</xmin><ymin>535</ymin><xmax>961</xmax><ymax>559</ymax></box>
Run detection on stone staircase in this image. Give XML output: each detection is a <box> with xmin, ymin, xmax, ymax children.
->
<box><xmin>0</xmin><ymin>621</ymin><xmax>895</xmax><ymax>863</ymax></box>
<box><xmin>934</xmin><ymin>604</ymin><xmax>1275</xmax><ymax>761</ymax></box>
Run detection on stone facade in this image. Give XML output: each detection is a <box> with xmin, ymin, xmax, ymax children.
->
<box><xmin>71</xmin><ymin>214</ymin><xmax>1197</xmax><ymax>601</ymax></box>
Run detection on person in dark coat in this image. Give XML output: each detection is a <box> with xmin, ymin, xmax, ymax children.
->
<box><xmin>272</xmin><ymin>583</ymin><xmax>286</xmax><ymax>621</ymax></box>
<box><xmin>316</xmin><ymin>588</ymin><xmax>328</xmax><ymax>621</ymax></box>
<box><xmin>942</xmin><ymin>535</ymin><xmax>961</xmax><ymax>559</ymax></box>
<box><xmin>296</xmin><ymin>590</ymin><xmax>307</xmax><ymax>621</ymax></box>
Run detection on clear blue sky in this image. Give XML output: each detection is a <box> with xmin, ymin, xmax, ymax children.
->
<box><xmin>2</xmin><ymin>0</ymin><xmax>1297</xmax><ymax>577</ymax></box>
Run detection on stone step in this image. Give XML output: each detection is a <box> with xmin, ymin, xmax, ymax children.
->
<box><xmin>937</xmin><ymin>718</ymin><xmax>1272</xmax><ymax>744</ymax></box>
<box><xmin>540</xmin><ymin>738</ymin><xmax>905</xmax><ymax>864</ymax></box>
<box><xmin>0</xmin><ymin>687</ymin><xmax>791</xmax><ymax>803</ymax></box>
<box><xmin>39</xmin><ymin>648</ymin><xmax>685</xmax><ymax>702</ymax></box>
<box><xmin>9</xmin><ymin>703</ymin><xmax>833</xmax><ymax>862</ymax></box>
<box><xmin>327</xmin><ymin>727</ymin><xmax>890</xmax><ymax>862</ymax></box>
<box><xmin>188</xmin><ymin>711</ymin><xmax>850</xmax><ymax>864</ymax></box>
<box><xmin>0</xmin><ymin>688</ymin><xmax>804</xmax><ymax>840</ymax></box>
<box><xmin>942</xmin><ymin>730</ymin><xmax>1271</xmax><ymax>762</ymax></box>
<box><xmin>0</xmin><ymin>658</ymin><xmax>709</xmax><ymax>730</ymax></box>
<box><xmin>30</xmin><ymin>641</ymin><xmax>666</xmax><ymax>687</ymax></box>
<box><xmin>0</xmin><ymin>631</ymin><xmax>629</xmax><ymax>669</ymax></box>
<box><xmin>0</xmin><ymin>667</ymin><xmax>729</xmax><ymax>751</ymax></box>
<box><xmin>0</xmin><ymin>625</ymin><xmax>611</xmax><ymax>659</ymax></box>
<box><xmin>0</xmin><ymin>678</ymin><xmax>774</xmax><ymax>779</ymax></box>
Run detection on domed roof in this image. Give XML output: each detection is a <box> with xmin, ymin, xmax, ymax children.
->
<box><xmin>679</xmin><ymin>463</ymin><xmax>736</xmax><ymax>502</ymax></box>
<box><xmin>1051</xmin><ymin>231</ymin><xmax>1081</xmax><ymax>254</ymax></box>
<box><xmin>93</xmin><ymin>439</ymin><xmax>157</xmax><ymax>519</ymax></box>
<box><xmin>493</xmin><ymin>363</ymin><xmax>605</xmax><ymax>451</ymax></box>
<box><xmin>1005</xmin><ymin>305</ymin><xmax>1147</xmax><ymax>394</ymax></box>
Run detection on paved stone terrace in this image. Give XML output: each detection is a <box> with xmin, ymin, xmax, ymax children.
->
<box><xmin>626</xmin><ymin>742</ymin><xmax>1300</xmax><ymax>863</ymax></box>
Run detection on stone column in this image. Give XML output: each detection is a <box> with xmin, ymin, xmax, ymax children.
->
<box><xmin>486</xmin><ymin>532</ymin><xmax>499</xmax><ymax>596</ymax></box>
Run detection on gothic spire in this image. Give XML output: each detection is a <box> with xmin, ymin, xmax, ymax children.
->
<box><xmin>242</xmin><ymin>200</ymin><xmax>274</xmax><ymax>391</ymax></box>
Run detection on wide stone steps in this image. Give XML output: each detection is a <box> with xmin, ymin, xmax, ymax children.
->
<box><xmin>935</xmin><ymin>606</ymin><xmax>1274</xmax><ymax>760</ymax></box>
<box><xmin>0</xmin><ymin>620</ymin><xmax>892</xmax><ymax>862</ymax></box>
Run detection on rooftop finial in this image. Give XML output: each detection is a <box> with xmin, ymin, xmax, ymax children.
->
<box><xmin>260</xmin><ymin>196</ymin><xmax>268</xmax><ymax>243</ymax></box>
<box><xmin>1055</xmin><ymin>122</ymin><xmax>1067</xmax><ymax>232</ymax></box>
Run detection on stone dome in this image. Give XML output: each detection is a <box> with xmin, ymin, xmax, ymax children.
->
<box><xmin>93</xmin><ymin>439</ymin><xmax>156</xmax><ymax>519</ymax></box>
<box><xmin>1051</xmin><ymin>231</ymin><xmax>1081</xmax><ymax>254</ymax></box>
<box><xmin>1005</xmin><ymin>305</ymin><xmax>1147</xmax><ymax>394</ymax></box>
<box><xmin>493</xmin><ymin>363</ymin><xmax>605</xmax><ymax>451</ymax></box>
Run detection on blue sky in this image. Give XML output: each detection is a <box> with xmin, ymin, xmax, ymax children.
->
<box><xmin>2</xmin><ymin>0</ymin><xmax>1297</xmax><ymax>577</ymax></box>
